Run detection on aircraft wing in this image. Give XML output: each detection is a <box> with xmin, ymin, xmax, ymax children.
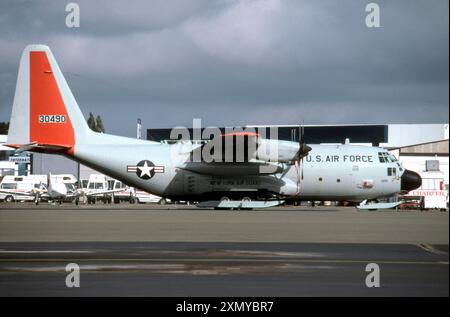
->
<box><xmin>7</xmin><ymin>142</ymin><xmax>72</xmax><ymax>154</ymax></box>
<box><xmin>181</xmin><ymin>132</ymin><xmax>305</xmax><ymax>176</ymax></box>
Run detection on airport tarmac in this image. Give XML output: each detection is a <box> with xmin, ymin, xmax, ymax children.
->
<box><xmin>0</xmin><ymin>203</ymin><xmax>448</xmax><ymax>244</ymax></box>
<box><xmin>0</xmin><ymin>204</ymin><xmax>448</xmax><ymax>296</ymax></box>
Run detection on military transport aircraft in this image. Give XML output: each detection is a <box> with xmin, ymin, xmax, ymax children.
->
<box><xmin>5</xmin><ymin>45</ymin><xmax>421</xmax><ymax>209</ymax></box>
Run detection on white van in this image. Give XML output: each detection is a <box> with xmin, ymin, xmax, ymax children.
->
<box><xmin>0</xmin><ymin>175</ymin><xmax>46</xmax><ymax>202</ymax></box>
<box><xmin>0</xmin><ymin>174</ymin><xmax>78</xmax><ymax>203</ymax></box>
<box><xmin>85</xmin><ymin>174</ymin><xmax>112</xmax><ymax>203</ymax></box>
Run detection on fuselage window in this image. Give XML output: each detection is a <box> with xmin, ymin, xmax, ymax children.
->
<box><xmin>319</xmin><ymin>177</ymin><xmax>323</xmax><ymax>182</ymax></box>
<box><xmin>387</xmin><ymin>167</ymin><xmax>397</xmax><ymax>176</ymax></box>
<box><xmin>337</xmin><ymin>178</ymin><xmax>341</xmax><ymax>183</ymax></box>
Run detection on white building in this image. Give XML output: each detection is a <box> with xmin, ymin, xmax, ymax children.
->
<box><xmin>0</xmin><ymin>135</ymin><xmax>17</xmax><ymax>176</ymax></box>
<box><xmin>389</xmin><ymin>139</ymin><xmax>449</xmax><ymax>186</ymax></box>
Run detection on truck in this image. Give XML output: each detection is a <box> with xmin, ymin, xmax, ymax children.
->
<box><xmin>111</xmin><ymin>180</ymin><xmax>134</xmax><ymax>203</ymax></box>
<box><xmin>403</xmin><ymin>170</ymin><xmax>448</xmax><ymax>210</ymax></box>
<box><xmin>110</xmin><ymin>179</ymin><xmax>169</xmax><ymax>204</ymax></box>
<box><xmin>83</xmin><ymin>174</ymin><xmax>112</xmax><ymax>204</ymax></box>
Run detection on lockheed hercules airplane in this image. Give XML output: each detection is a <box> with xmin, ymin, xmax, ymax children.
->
<box><xmin>5</xmin><ymin>45</ymin><xmax>421</xmax><ymax>209</ymax></box>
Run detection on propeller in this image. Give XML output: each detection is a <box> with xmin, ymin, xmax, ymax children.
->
<box><xmin>295</xmin><ymin>125</ymin><xmax>311</xmax><ymax>194</ymax></box>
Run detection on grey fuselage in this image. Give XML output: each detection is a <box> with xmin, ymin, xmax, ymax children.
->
<box><xmin>70</xmin><ymin>132</ymin><xmax>403</xmax><ymax>202</ymax></box>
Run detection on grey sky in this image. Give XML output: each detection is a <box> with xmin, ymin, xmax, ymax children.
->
<box><xmin>0</xmin><ymin>0</ymin><xmax>448</xmax><ymax>136</ymax></box>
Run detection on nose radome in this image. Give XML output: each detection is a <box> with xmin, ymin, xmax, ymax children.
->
<box><xmin>401</xmin><ymin>169</ymin><xmax>422</xmax><ymax>192</ymax></box>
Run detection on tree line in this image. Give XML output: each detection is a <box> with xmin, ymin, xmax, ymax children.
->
<box><xmin>87</xmin><ymin>112</ymin><xmax>105</xmax><ymax>133</ymax></box>
<box><xmin>0</xmin><ymin>122</ymin><xmax>9</xmax><ymax>134</ymax></box>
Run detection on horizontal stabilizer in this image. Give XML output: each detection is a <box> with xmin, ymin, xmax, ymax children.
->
<box><xmin>7</xmin><ymin>142</ymin><xmax>72</xmax><ymax>154</ymax></box>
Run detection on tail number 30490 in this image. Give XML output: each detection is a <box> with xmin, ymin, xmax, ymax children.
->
<box><xmin>39</xmin><ymin>115</ymin><xmax>66</xmax><ymax>123</ymax></box>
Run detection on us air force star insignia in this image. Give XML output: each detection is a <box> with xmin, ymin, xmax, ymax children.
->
<box><xmin>127</xmin><ymin>160</ymin><xmax>164</xmax><ymax>180</ymax></box>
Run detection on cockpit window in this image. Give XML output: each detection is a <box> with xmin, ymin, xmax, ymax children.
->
<box><xmin>378</xmin><ymin>152</ymin><xmax>396</xmax><ymax>163</ymax></box>
<box><xmin>378</xmin><ymin>152</ymin><xmax>387</xmax><ymax>163</ymax></box>
<box><xmin>389</xmin><ymin>154</ymin><xmax>398</xmax><ymax>162</ymax></box>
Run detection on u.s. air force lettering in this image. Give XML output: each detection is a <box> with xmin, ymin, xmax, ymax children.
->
<box><xmin>306</xmin><ymin>155</ymin><xmax>374</xmax><ymax>163</ymax></box>
<box><xmin>127</xmin><ymin>160</ymin><xmax>164</xmax><ymax>179</ymax></box>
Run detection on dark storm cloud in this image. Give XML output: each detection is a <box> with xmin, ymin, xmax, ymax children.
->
<box><xmin>0</xmin><ymin>0</ymin><xmax>448</xmax><ymax>136</ymax></box>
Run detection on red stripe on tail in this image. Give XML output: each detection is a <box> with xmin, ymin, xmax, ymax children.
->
<box><xmin>30</xmin><ymin>51</ymin><xmax>75</xmax><ymax>155</ymax></box>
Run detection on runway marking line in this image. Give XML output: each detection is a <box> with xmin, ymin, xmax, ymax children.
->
<box><xmin>0</xmin><ymin>250</ymin><xmax>91</xmax><ymax>254</ymax></box>
<box><xmin>0</xmin><ymin>258</ymin><xmax>447</xmax><ymax>266</ymax></box>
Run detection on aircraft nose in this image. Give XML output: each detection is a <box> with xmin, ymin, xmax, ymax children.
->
<box><xmin>401</xmin><ymin>169</ymin><xmax>422</xmax><ymax>192</ymax></box>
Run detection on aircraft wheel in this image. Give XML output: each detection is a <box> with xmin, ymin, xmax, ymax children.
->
<box><xmin>158</xmin><ymin>198</ymin><xmax>167</xmax><ymax>205</ymax></box>
<box><xmin>218</xmin><ymin>196</ymin><xmax>233</xmax><ymax>210</ymax></box>
<box><xmin>75</xmin><ymin>197</ymin><xmax>79</xmax><ymax>205</ymax></box>
<box><xmin>5</xmin><ymin>195</ymin><xmax>14</xmax><ymax>203</ymax></box>
<box><xmin>241</xmin><ymin>197</ymin><xmax>251</xmax><ymax>202</ymax></box>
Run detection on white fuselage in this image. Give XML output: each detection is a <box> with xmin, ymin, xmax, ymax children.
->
<box><xmin>69</xmin><ymin>135</ymin><xmax>404</xmax><ymax>202</ymax></box>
